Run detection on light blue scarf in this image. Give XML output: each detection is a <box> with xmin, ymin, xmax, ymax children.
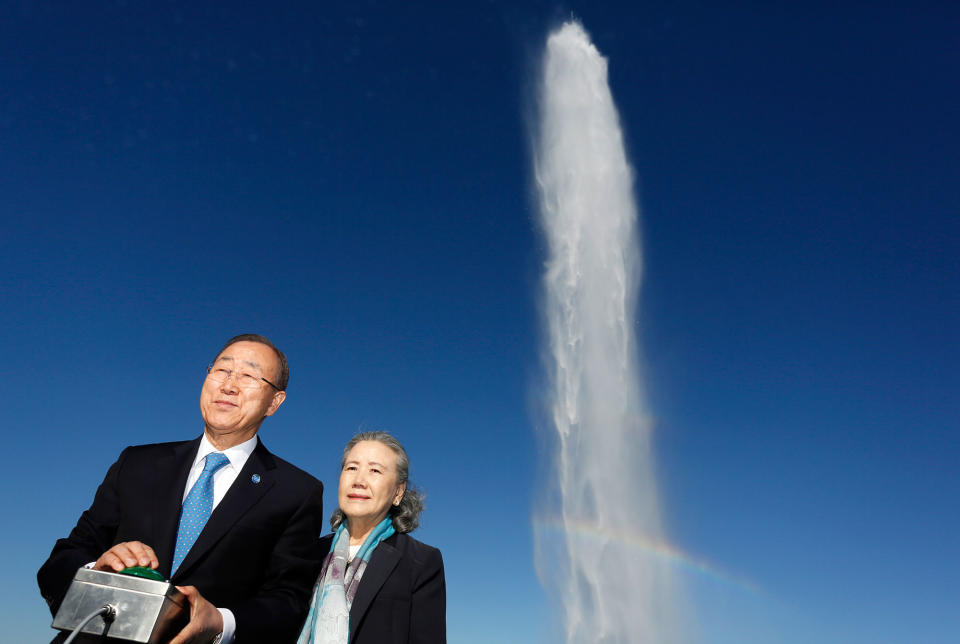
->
<box><xmin>297</xmin><ymin>517</ymin><xmax>396</xmax><ymax>644</ymax></box>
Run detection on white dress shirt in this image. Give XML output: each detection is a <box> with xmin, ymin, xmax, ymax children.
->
<box><xmin>183</xmin><ymin>434</ymin><xmax>258</xmax><ymax>506</ymax></box>
<box><xmin>182</xmin><ymin>433</ymin><xmax>259</xmax><ymax>644</ymax></box>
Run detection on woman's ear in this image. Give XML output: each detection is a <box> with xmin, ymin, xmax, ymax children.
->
<box><xmin>393</xmin><ymin>482</ymin><xmax>407</xmax><ymax>506</ymax></box>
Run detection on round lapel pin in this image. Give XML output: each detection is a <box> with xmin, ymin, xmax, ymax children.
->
<box><xmin>251</xmin><ymin>474</ymin><xmax>261</xmax><ymax>484</ymax></box>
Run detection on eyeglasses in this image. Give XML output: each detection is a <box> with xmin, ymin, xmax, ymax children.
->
<box><xmin>206</xmin><ymin>366</ymin><xmax>282</xmax><ymax>392</ymax></box>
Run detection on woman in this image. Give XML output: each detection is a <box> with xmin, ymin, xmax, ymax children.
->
<box><xmin>298</xmin><ymin>431</ymin><xmax>446</xmax><ymax>644</ymax></box>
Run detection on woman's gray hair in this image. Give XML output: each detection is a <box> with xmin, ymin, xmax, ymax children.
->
<box><xmin>330</xmin><ymin>431</ymin><xmax>425</xmax><ymax>534</ymax></box>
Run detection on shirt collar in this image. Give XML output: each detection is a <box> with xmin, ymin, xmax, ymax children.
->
<box><xmin>195</xmin><ymin>433</ymin><xmax>259</xmax><ymax>471</ymax></box>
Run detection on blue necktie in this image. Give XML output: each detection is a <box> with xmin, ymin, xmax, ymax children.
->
<box><xmin>171</xmin><ymin>452</ymin><xmax>230</xmax><ymax>575</ymax></box>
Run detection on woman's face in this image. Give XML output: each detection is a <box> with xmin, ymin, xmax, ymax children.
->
<box><xmin>338</xmin><ymin>440</ymin><xmax>406</xmax><ymax>528</ymax></box>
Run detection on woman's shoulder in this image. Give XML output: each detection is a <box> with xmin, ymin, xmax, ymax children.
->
<box><xmin>318</xmin><ymin>533</ymin><xmax>335</xmax><ymax>549</ymax></box>
<box><xmin>391</xmin><ymin>532</ymin><xmax>443</xmax><ymax>566</ymax></box>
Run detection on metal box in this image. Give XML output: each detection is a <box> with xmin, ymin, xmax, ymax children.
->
<box><xmin>52</xmin><ymin>568</ymin><xmax>188</xmax><ymax>643</ymax></box>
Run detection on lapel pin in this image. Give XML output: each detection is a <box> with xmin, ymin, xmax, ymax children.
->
<box><xmin>251</xmin><ymin>474</ymin><xmax>261</xmax><ymax>484</ymax></box>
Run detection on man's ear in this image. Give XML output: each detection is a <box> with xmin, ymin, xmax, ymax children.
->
<box><xmin>265</xmin><ymin>390</ymin><xmax>286</xmax><ymax>416</ymax></box>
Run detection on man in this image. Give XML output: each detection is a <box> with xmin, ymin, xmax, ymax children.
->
<box><xmin>38</xmin><ymin>334</ymin><xmax>324</xmax><ymax>643</ymax></box>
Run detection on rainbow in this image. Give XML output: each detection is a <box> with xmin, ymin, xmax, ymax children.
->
<box><xmin>533</xmin><ymin>516</ymin><xmax>761</xmax><ymax>595</ymax></box>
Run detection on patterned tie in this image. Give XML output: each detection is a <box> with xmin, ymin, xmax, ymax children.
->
<box><xmin>171</xmin><ymin>452</ymin><xmax>230</xmax><ymax>575</ymax></box>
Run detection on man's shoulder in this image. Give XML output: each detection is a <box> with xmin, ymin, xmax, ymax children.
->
<box><xmin>124</xmin><ymin>438</ymin><xmax>196</xmax><ymax>451</ymax></box>
<box><xmin>116</xmin><ymin>438</ymin><xmax>197</xmax><ymax>460</ymax></box>
<box><xmin>257</xmin><ymin>443</ymin><xmax>324</xmax><ymax>490</ymax></box>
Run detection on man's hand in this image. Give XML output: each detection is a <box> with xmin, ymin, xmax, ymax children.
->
<box><xmin>93</xmin><ymin>541</ymin><xmax>159</xmax><ymax>572</ymax></box>
<box><xmin>168</xmin><ymin>585</ymin><xmax>224</xmax><ymax>644</ymax></box>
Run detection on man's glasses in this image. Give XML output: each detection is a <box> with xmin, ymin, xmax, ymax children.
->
<box><xmin>206</xmin><ymin>366</ymin><xmax>282</xmax><ymax>392</ymax></box>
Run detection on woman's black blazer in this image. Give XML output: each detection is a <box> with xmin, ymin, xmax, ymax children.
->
<box><xmin>316</xmin><ymin>531</ymin><xmax>446</xmax><ymax>644</ymax></box>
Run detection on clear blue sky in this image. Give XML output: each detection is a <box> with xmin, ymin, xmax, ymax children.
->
<box><xmin>2</xmin><ymin>2</ymin><xmax>957</xmax><ymax>642</ymax></box>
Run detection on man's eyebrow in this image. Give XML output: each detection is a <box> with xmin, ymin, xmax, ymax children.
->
<box><xmin>214</xmin><ymin>356</ymin><xmax>262</xmax><ymax>371</ymax></box>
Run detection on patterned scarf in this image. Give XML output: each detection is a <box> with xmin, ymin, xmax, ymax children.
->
<box><xmin>297</xmin><ymin>517</ymin><xmax>396</xmax><ymax>644</ymax></box>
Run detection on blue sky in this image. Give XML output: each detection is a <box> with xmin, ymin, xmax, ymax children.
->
<box><xmin>2</xmin><ymin>2</ymin><xmax>957</xmax><ymax>642</ymax></box>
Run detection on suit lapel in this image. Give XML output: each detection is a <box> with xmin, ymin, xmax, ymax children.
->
<box><xmin>349</xmin><ymin>535</ymin><xmax>402</xmax><ymax>642</ymax></box>
<box><xmin>155</xmin><ymin>438</ymin><xmax>201</xmax><ymax>577</ymax></box>
<box><xmin>171</xmin><ymin>440</ymin><xmax>278</xmax><ymax>580</ymax></box>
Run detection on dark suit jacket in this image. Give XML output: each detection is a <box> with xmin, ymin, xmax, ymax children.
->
<box><xmin>312</xmin><ymin>532</ymin><xmax>445</xmax><ymax>644</ymax></box>
<box><xmin>38</xmin><ymin>437</ymin><xmax>325</xmax><ymax>643</ymax></box>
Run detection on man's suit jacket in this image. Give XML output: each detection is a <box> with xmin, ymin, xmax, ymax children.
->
<box><xmin>314</xmin><ymin>532</ymin><xmax>445</xmax><ymax>644</ymax></box>
<box><xmin>38</xmin><ymin>437</ymin><xmax>325</xmax><ymax>643</ymax></box>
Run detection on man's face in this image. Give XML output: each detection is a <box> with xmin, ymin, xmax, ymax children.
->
<box><xmin>200</xmin><ymin>341</ymin><xmax>285</xmax><ymax>444</ymax></box>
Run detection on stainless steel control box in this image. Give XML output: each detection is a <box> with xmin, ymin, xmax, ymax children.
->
<box><xmin>52</xmin><ymin>568</ymin><xmax>188</xmax><ymax>643</ymax></box>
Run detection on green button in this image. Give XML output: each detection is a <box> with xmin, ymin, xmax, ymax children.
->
<box><xmin>119</xmin><ymin>566</ymin><xmax>165</xmax><ymax>582</ymax></box>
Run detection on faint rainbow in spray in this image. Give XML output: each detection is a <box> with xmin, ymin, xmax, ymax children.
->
<box><xmin>533</xmin><ymin>516</ymin><xmax>761</xmax><ymax>596</ymax></box>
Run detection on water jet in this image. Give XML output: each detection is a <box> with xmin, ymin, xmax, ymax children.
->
<box><xmin>532</xmin><ymin>21</ymin><xmax>683</xmax><ymax>644</ymax></box>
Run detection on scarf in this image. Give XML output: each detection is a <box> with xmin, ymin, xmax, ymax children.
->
<box><xmin>297</xmin><ymin>517</ymin><xmax>396</xmax><ymax>644</ymax></box>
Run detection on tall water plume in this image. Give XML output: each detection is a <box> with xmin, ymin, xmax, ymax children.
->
<box><xmin>533</xmin><ymin>21</ymin><xmax>682</xmax><ymax>643</ymax></box>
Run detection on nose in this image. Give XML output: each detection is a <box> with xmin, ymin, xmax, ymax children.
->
<box><xmin>218</xmin><ymin>372</ymin><xmax>240</xmax><ymax>393</ymax></box>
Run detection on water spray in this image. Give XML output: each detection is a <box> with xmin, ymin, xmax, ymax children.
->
<box><xmin>533</xmin><ymin>21</ymin><xmax>683</xmax><ymax>643</ymax></box>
